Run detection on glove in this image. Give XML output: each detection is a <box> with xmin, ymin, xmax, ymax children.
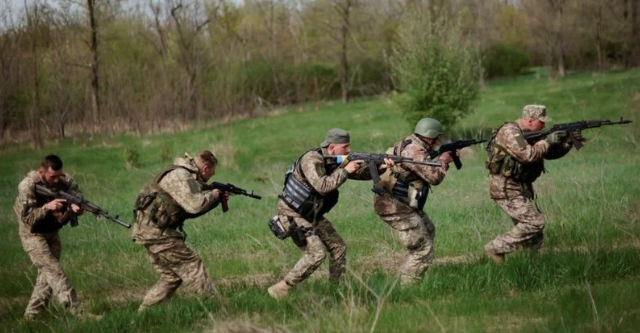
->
<box><xmin>546</xmin><ymin>130</ymin><xmax>567</xmax><ymax>144</ymax></box>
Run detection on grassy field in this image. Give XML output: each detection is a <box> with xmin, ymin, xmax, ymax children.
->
<box><xmin>1</xmin><ymin>68</ymin><xmax>639</xmax><ymax>333</ymax></box>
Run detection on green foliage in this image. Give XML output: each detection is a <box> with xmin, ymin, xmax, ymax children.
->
<box><xmin>482</xmin><ymin>43</ymin><xmax>531</xmax><ymax>78</ymax></box>
<box><xmin>391</xmin><ymin>13</ymin><xmax>480</xmax><ymax>130</ymax></box>
<box><xmin>123</xmin><ymin>146</ymin><xmax>140</xmax><ymax>169</ymax></box>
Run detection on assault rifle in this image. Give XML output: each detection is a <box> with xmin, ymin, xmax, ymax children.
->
<box><xmin>325</xmin><ymin>152</ymin><xmax>443</xmax><ymax>195</ymax></box>
<box><xmin>427</xmin><ymin>139</ymin><xmax>487</xmax><ymax>170</ymax></box>
<box><xmin>198</xmin><ymin>181</ymin><xmax>262</xmax><ymax>213</ymax></box>
<box><xmin>523</xmin><ymin>117</ymin><xmax>632</xmax><ymax>150</ymax></box>
<box><xmin>35</xmin><ymin>184</ymin><xmax>131</xmax><ymax>228</ymax></box>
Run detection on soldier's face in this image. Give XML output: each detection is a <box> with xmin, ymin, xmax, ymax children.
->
<box><xmin>200</xmin><ymin>164</ymin><xmax>216</xmax><ymax>182</ymax></box>
<box><xmin>38</xmin><ymin>167</ymin><xmax>63</xmax><ymax>186</ymax></box>
<box><xmin>522</xmin><ymin>118</ymin><xmax>545</xmax><ymax>131</ymax></box>
<box><xmin>328</xmin><ymin>143</ymin><xmax>351</xmax><ymax>155</ymax></box>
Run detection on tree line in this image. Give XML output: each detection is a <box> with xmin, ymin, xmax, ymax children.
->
<box><xmin>1</xmin><ymin>0</ymin><xmax>638</xmax><ymax>147</ymax></box>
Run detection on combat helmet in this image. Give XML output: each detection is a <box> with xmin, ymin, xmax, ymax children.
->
<box><xmin>414</xmin><ymin>118</ymin><xmax>443</xmax><ymax>139</ymax></box>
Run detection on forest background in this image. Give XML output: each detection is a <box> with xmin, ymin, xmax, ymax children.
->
<box><xmin>1</xmin><ymin>0</ymin><xmax>639</xmax><ymax>147</ymax></box>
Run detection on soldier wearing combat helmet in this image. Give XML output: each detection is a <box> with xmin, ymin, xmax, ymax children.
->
<box><xmin>267</xmin><ymin>128</ymin><xmax>391</xmax><ymax>299</ymax></box>
<box><xmin>373</xmin><ymin>118</ymin><xmax>453</xmax><ymax>285</ymax></box>
<box><xmin>14</xmin><ymin>155</ymin><xmax>99</xmax><ymax>320</ymax></box>
<box><xmin>133</xmin><ymin>150</ymin><xmax>228</xmax><ymax>311</ymax></box>
<box><xmin>484</xmin><ymin>105</ymin><xmax>576</xmax><ymax>263</ymax></box>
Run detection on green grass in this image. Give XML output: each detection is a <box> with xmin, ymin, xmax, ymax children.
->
<box><xmin>1</xmin><ymin>68</ymin><xmax>639</xmax><ymax>332</ymax></box>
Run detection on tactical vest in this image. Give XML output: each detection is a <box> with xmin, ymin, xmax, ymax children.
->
<box><xmin>486</xmin><ymin>122</ymin><xmax>545</xmax><ymax>183</ymax></box>
<box><xmin>134</xmin><ymin>166</ymin><xmax>193</xmax><ymax>230</ymax></box>
<box><xmin>280</xmin><ymin>148</ymin><xmax>340</xmax><ymax>220</ymax></box>
<box><xmin>378</xmin><ymin>137</ymin><xmax>430</xmax><ymax>211</ymax></box>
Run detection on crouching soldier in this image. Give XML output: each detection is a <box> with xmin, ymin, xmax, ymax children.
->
<box><xmin>15</xmin><ymin>155</ymin><xmax>99</xmax><ymax>320</ymax></box>
<box><xmin>267</xmin><ymin>128</ymin><xmax>390</xmax><ymax>299</ymax></box>
<box><xmin>133</xmin><ymin>151</ymin><xmax>227</xmax><ymax>311</ymax></box>
<box><xmin>374</xmin><ymin>118</ymin><xmax>453</xmax><ymax>285</ymax></box>
<box><xmin>484</xmin><ymin>105</ymin><xmax>575</xmax><ymax>263</ymax></box>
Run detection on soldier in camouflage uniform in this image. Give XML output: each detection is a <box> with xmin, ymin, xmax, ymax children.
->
<box><xmin>133</xmin><ymin>151</ymin><xmax>226</xmax><ymax>311</ymax></box>
<box><xmin>14</xmin><ymin>155</ymin><xmax>97</xmax><ymax>320</ymax></box>
<box><xmin>484</xmin><ymin>105</ymin><xmax>575</xmax><ymax>263</ymax></box>
<box><xmin>267</xmin><ymin>128</ymin><xmax>388</xmax><ymax>299</ymax></box>
<box><xmin>373</xmin><ymin>118</ymin><xmax>453</xmax><ymax>285</ymax></box>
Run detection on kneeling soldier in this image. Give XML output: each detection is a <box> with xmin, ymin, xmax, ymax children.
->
<box><xmin>133</xmin><ymin>151</ymin><xmax>226</xmax><ymax>311</ymax></box>
<box><xmin>484</xmin><ymin>105</ymin><xmax>574</xmax><ymax>263</ymax></box>
<box><xmin>267</xmin><ymin>128</ymin><xmax>385</xmax><ymax>299</ymax></box>
<box><xmin>374</xmin><ymin>118</ymin><xmax>453</xmax><ymax>285</ymax></box>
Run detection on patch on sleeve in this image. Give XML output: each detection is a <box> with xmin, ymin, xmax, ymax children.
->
<box><xmin>514</xmin><ymin>133</ymin><xmax>526</xmax><ymax>148</ymax></box>
<box><xmin>187</xmin><ymin>178</ymin><xmax>200</xmax><ymax>194</ymax></box>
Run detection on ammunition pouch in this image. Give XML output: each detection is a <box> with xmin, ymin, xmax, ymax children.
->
<box><xmin>268</xmin><ymin>215</ymin><xmax>290</xmax><ymax>240</ymax></box>
<box><xmin>30</xmin><ymin>212</ymin><xmax>67</xmax><ymax>234</ymax></box>
<box><xmin>393</xmin><ymin>179</ymin><xmax>429</xmax><ymax>210</ymax></box>
<box><xmin>281</xmin><ymin>166</ymin><xmax>339</xmax><ymax>220</ymax></box>
<box><xmin>134</xmin><ymin>190</ymin><xmax>185</xmax><ymax>230</ymax></box>
<box><xmin>289</xmin><ymin>221</ymin><xmax>311</xmax><ymax>247</ymax></box>
<box><xmin>379</xmin><ymin>169</ymin><xmax>429</xmax><ymax>211</ymax></box>
<box><xmin>486</xmin><ymin>147</ymin><xmax>544</xmax><ymax>183</ymax></box>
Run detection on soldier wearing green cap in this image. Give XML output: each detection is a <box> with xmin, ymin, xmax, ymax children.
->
<box><xmin>484</xmin><ymin>105</ymin><xmax>575</xmax><ymax>263</ymax></box>
<box><xmin>373</xmin><ymin>118</ymin><xmax>454</xmax><ymax>285</ymax></box>
<box><xmin>267</xmin><ymin>128</ymin><xmax>388</xmax><ymax>299</ymax></box>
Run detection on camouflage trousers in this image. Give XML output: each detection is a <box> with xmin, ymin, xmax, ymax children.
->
<box><xmin>140</xmin><ymin>238</ymin><xmax>214</xmax><ymax>309</ymax></box>
<box><xmin>378</xmin><ymin>210</ymin><xmax>435</xmax><ymax>285</ymax></box>
<box><xmin>486</xmin><ymin>196</ymin><xmax>545</xmax><ymax>255</ymax></box>
<box><xmin>284</xmin><ymin>217</ymin><xmax>346</xmax><ymax>286</ymax></box>
<box><xmin>20</xmin><ymin>231</ymin><xmax>82</xmax><ymax>317</ymax></box>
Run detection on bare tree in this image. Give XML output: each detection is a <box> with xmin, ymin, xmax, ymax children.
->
<box><xmin>87</xmin><ymin>0</ymin><xmax>100</xmax><ymax>132</ymax></box>
<box><xmin>26</xmin><ymin>1</ymin><xmax>44</xmax><ymax>148</ymax></box>
<box><xmin>170</xmin><ymin>0</ymin><xmax>210</xmax><ymax>122</ymax></box>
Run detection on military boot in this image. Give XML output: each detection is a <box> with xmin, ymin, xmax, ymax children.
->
<box><xmin>267</xmin><ymin>280</ymin><xmax>292</xmax><ymax>300</ymax></box>
<box><xmin>484</xmin><ymin>244</ymin><xmax>505</xmax><ymax>264</ymax></box>
<box><xmin>23</xmin><ymin>313</ymin><xmax>38</xmax><ymax>321</ymax></box>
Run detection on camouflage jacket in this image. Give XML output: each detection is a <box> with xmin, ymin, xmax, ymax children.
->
<box><xmin>277</xmin><ymin>147</ymin><xmax>371</xmax><ymax>224</ymax></box>
<box><xmin>133</xmin><ymin>154</ymin><xmax>220</xmax><ymax>247</ymax></box>
<box><xmin>14</xmin><ymin>171</ymin><xmax>82</xmax><ymax>237</ymax></box>
<box><xmin>488</xmin><ymin>122</ymin><xmax>551</xmax><ymax>199</ymax></box>
<box><xmin>374</xmin><ymin>134</ymin><xmax>448</xmax><ymax>216</ymax></box>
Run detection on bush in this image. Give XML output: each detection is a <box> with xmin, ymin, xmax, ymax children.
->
<box><xmin>391</xmin><ymin>12</ymin><xmax>480</xmax><ymax>130</ymax></box>
<box><xmin>482</xmin><ymin>43</ymin><xmax>531</xmax><ymax>78</ymax></box>
<box><xmin>123</xmin><ymin>147</ymin><xmax>140</xmax><ymax>169</ymax></box>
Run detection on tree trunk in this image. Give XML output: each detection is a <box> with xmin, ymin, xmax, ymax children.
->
<box><xmin>632</xmin><ymin>0</ymin><xmax>640</xmax><ymax>66</ymax></box>
<box><xmin>339</xmin><ymin>0</ymin><xmax>351</xmax><ymax>104</ymax></box>
<box><xmin>29</xmin><ymin>3</ymin><xmax>43</xmax><ymax>149</ymax></box>
<box><xmin>87</xmin><ymin>0</ymin><xmax>100</xmax><ymax>133</ymax></box>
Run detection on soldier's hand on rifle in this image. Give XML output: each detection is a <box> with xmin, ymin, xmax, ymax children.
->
<box><xmin>438</xmin><ymin>152</ymin><xmax>454</xmax><ymax>165</ymax></box>
<box><xmin>70</xmin><ymin>204</ymin><xmax>84</xmax><ymax>215</ymax></box>
<box><xmin>212</xmin><ymin>189</ymin><xmax>222</xmax><ymax>199</ymax></box>
<box><xmin>547</xmin><ymin>130</ymin><xmax>568</xmax><ymax>144</ymax></box>
<box><xmin>44</xmin><ymin>198</ymin><xmax>66</xmax><ymax>211</ymax></box>
<box><xmin>380</xmin><ymin>158</ymin><xmax>395</xmax><ymax>169</ymax></box>
<box><xmin>344</xmin><ymin>160</ymin><xmax>363</xmax><ymax>174</ymax></box>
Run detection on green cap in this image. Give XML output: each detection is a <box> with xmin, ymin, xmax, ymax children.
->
<box><xmin>414</xmin><ymin>118</ymin><xmax>443</xmax><ymax>139</ymax></box>
<box><xmin>321</xmin><ymin>128</ymin><xmax>350</xmax><ymax>148</ymax></box>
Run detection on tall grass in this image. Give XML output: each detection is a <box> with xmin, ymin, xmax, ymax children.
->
<box><xmin>1</xmin><ymin>68</ymin><xmax>639</xmax><ymax>332</ymax></box>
